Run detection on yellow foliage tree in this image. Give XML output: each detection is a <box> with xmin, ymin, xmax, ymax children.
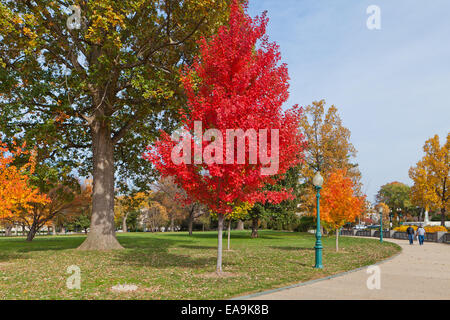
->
<box><xmin>409</xmin><ymin>133</ymin><xmax>449</xmax><ymax>226</ymax></box>
<box><xmin>299</xmin><ymin>100</ymin><xmax>362</xmax><ymax>214</ymax></box>
<box><xmin>375</xmin><ymin>202</ymin><xmax>391</xmax><ymax>227</ymax></box>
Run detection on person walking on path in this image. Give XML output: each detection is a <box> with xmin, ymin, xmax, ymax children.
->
<box><xmin>416</xmin><ymin>225</ymin><xmax>426</xmax><ymax>245</ymax></box>
<box><xmin>406</xmin><ymin>225</ymin><xmax>415</xmax><ymax>245</ymax></box>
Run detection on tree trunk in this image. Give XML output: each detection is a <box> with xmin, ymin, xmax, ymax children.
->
<box><xmin>78</xmin><ymin>121</ymin><xmax>123</xmax><ymax>250</ymax></box>
<box><xmin>122</xmin><ymin>212</ymin><xmax>128</xmax><ymax>233</ymax></box>
<box><xmin>188</xmin><ymin>213</ymin><xmax>194</xmax><ymax>236</ymax></box>
<box><xmin>27</xmin><ymin>224</ymin><xmax>37</xmax><ymax>242</ymax></box>
<box><xmin>335</xmin><ymin>228</ymin><xmax>339</xmax><ymax>252</ymax></box>
<box><xmin>5</xmin><ymin>225</ymin><xmax>12</xmax><ymax>237</ymax></box>
<box><xmin>216</xmin><ymin>214</ymin><xmax>224</xmax><ymax>273</ymax></box>
<box><xmin>236</xmin><ymin>219</ymin><xmax>244</xmax><ymax>230</ymax></box>
<box><xmin>170</xmin><ymin>217</ymin><xmax>174</xmax><ymax>231</ymax></box>
<box><xmin>227</xmin><ymin>220</ymin><xmax>231</xmax><ymax>251</ymax></box>
<box><xmin>251</xmin><ymin>217</ymin><xmax>258</xmax><ymax>238</ymax></box>
<box><xmin>441</xmin><ymin>207</ymin><xmax>446</xmax><ymax>227</ymax></box>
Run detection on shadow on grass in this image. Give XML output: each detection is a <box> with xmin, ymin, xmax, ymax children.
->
<box><xmin>173</xmin><ymin>231</ymin><xmax>281</xmax><ymax>241</ymax></box>
<box><xmin>114</xmin><ymin>234</ymin><xmax>221</xmax><ymax>269</ymax></box>
<box><xmin>114</xmin><ymin>249</ymin><xmax>218</xmax><ymax>269</ymax></box>
<box><xmin>179</xmin><ymin>245</ymin><xmax>216</xmax><ymax>250</ymax></box>
<box><xmin>0</xmin><ymin>236</ymin><xmax>86</xmax><ymax>253</ymax></box>
<box><xmin>0</xmin><ymin>252</ymin><xmax>29</xmax><ymax>262</ymax></box>
<box><xmin>269</xmin><ymin>246</ymin><xmax>314</xmax><ymax>251</ymax></box>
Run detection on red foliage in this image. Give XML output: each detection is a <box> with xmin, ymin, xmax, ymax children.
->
<box><xmin>145</xmin><ymin>1</ymin><xmax>305</xmax><ymax>216</ymax></box>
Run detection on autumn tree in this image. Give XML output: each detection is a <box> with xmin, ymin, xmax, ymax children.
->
<box><xmin>375</xmin><ymin>202</ymin><xmax>391</xmax><ymax>227</ymax></box>
<box><xmin>136</xmin><ymin>195</ymin><xmax>169</xmax><ymax>232</ymax></box>
<box><xmin>409</xmin><ymin>133</ymin><xmax>449</xmax><ymax>226</ymax></box>
<box><xmin>114</xmin><ymin>195</ymin><xmax>131</xmax><ymax>233</ymax></box>
<box><xmin>153</xmin><ymin>177</ymin><xmax>191</xmax><ymax>231</ymax></box>
<box><xmin>299</xmin><ymin>100</ymin><xmax>361</xmax><ymax>213</ymax></box>
<box><xmin>146</xmin><ymin>1</ymin><xmax>305</xmax><ymax>273</ymax></box>
<box><xmin>63</xmin><ymin>180</ymin><xmax>93</xmax><ymax>234</ymax></box>
<box><xmin>321</xmin><ymin>169</ymin><xmax>365</xmax><ymax>252</ymax></box>
<box><xmin>0</xmin><ymin>141</ymin><xmax>49</xmax><ymax>235</ymax></box>
<box><xmin>376</xmin><ymin>182</ymin><xmax>412</xmax><ymax>214</ymax></box>
<box><xmin>17</xmin><ymin>166</ymin><xmax>91</xmax><ymax>241</ymax></box>
<box><xmin>154</xmin><ymin>176</ymin><xmax>204</xmax><ymax>235</ymax></box>
<box><xmin>0</xmin><ymin>0</ymin><xmax>236</xmax><ymax>250</ymax></box>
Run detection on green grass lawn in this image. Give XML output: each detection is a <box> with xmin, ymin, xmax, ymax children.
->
<box><xmin>0</xmin><ymin>230</ymin><xmax>400</xmax><ymax>299</ymax></box>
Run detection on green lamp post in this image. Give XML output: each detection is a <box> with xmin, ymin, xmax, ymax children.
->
<box><xmin>378</xmin><ymin>206</ymin><xmax>383</xmax><ymax>243</ymax></box>
<box><xmin>313</xmin><ymin>172</ymin><xmax>324</xmax><ymax>269</ymax></box>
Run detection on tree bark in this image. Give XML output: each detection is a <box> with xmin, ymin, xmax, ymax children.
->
<box><xmin>122</xmin><ymin>212</ymin><xmax>128</xmax><ymax>233</ymax></box>
<box><xmin>188</xmin><ymin>214</ymin><xmax>194</xmax><ymax>236</ymax></box>
<box><xmin>441</xmin><ymin>207</ymin><xmax>446</xmax><ymax>227</ymax></box>
<box><xmin>227</xmin><ymin>220</ymin><xmax>231</xmax><ymax>251</ymax></box>
<box><xmin>251</xmin><ymin>217</ymin><xmax>258</xmax><ymax>238</ymax></box>
<box><xmin>78</xmin><ymin>120</ymin><xmax>123</xmax><ymax>250</ymax></box>
<box><xmin>216</xmin><ymin>214</ymin><xmax>224</xmax><ymax>273</ymax></box>
<box><xmin>335</xmin><ymin>228</ymin><xmax>339</xmax><ymax>252</ymax></box>
<box><xmin>27</xmin><ymin>224</ymin><xmax>37</xmax><ymax>242</ymax></box>
<box><xmin>236</xmin><ymin>219</ymin><xmax>244</xmax><ymax>230</ymax></box>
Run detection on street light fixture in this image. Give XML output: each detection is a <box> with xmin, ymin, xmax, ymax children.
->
<box><xmin>378</xmin><ymin>206</ymin><xmax>383</xmax><ymax>243</ymax></box>
<box><xmin>313</xmin><ymin>172</ymin><xmax>324</xmax><ymax>269</ymax></box>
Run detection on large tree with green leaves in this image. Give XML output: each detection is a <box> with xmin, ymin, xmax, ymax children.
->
<box><xmin>376</xmin><ymin>181</ymin><xmax>412</xmax><ymax>214</ymax></box>
<box><xmin>0</xmin><ymin>0</ymin><xmax>233</xmax><ymax>249</ymax></box>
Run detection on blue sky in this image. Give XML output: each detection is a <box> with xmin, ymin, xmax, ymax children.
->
<box><xmin>248</xmin><ymin>0</ymin><xmax>450</xmax><ymax>202</ymax></box>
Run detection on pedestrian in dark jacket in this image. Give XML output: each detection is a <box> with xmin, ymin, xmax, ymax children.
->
<box><xmin>406</xmin><ymin>226</ymin><xmax>415</xmax><ymax>245</ymax></box>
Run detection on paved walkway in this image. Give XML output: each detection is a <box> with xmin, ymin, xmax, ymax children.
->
<box><xmin>247</xmin><ymin>238</ymin><xmax>450</xmax><ymax>300</ymax></box>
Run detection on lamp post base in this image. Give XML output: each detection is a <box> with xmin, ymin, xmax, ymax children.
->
<box><xmin>314</xmin><ymin>245</ymin><xmax>323</xmax><ymax>269</ymax></box>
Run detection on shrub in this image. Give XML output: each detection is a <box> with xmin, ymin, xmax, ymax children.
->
<box><xmin>393</xmin><ymin>225</ymin><xmax>448</xmax><ymax>233</ymax></box>
<box><xmin>296</xmin><ymin>215</ymin><xmax>316</xmax><ymax>232</ymax></box>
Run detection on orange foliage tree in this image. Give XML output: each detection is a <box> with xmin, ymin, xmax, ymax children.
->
<box><xmin>321</xmin><ymin>169</ymin><xmax>365</xmax><ymax>252</ymax></box>
<box><xmin>0</xmin><ymin>141</ymin><xmax>49</xmax><ymax>234</ymax></box>
<box><xmin>18</xmin><ymin>168</ymin><xmax>91</xmax><ymax>241</ymax></box>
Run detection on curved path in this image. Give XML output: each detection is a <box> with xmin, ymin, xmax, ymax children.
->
<box><xmin>245</xmin><ymin>238</ymin><xmax>450</xmax><ymax>300</ymax></box>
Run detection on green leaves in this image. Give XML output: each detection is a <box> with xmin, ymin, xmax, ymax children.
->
<box><xmin>0</xmin><ymin>0</ymin><xmax>233</xmax><ymax>187</ymax></box>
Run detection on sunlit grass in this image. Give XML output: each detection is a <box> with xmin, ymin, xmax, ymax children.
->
<box><xmin>0</xmin><ymin>231</ymin><xmax>400</xmax><ymax>299</ymax></box>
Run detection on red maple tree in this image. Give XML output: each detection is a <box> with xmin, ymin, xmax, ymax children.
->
<box><xmin>145</xmin><ymin>0</ymin><xmax>305</xmax><ymax>272</ymax></box>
